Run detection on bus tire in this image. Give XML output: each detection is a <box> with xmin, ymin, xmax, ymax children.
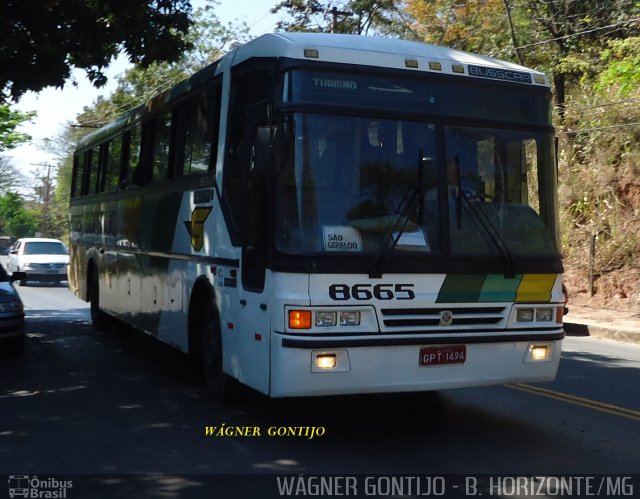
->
<box><xmin>88</xmin><ymin>267</ymin><xmax>109</xmax><ymax>331</ymax></box>
<box><xmin>200</xmin><ymin>305</ymin><xmax>234</xmax><ymax>403</ymax></box>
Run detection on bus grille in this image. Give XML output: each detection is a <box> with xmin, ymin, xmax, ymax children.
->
<box><xmin>380</xmin><ymin>306</ymin><xmax>507</xmax><ymax>331</ymax></box>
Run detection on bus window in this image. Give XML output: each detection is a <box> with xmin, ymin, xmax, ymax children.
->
<box><xmin>224</xmin><ymin>69</ymin><xmax>272</xmax><ymax>243</ymax></box>
<box><xmin>125</xmin><ymin>126</ymin><xmax>142</xmax><ymax>188</ymax></box>
<box><xmin>86</xmin><ymin>148</ymin><xmax>100</xmax><ymax>195</ymax></box>
<box><xmin>184</xmin><ymin>91</ymin><xmax>219</xmax><ymax>176</ymax></box>
<box><xmin>100</xmin><ymin>138</ymin><xmax>121</xmax><ymax>192</ymax></box>
<box><xmin>71</xmin><ymin>154</ymin><xmax>83</xmax><ymax>198</ymax></box>
<box><xmin>152</xmin><ymin>112</ymin><xmax>172</xmax><ymax>182</ymax></box>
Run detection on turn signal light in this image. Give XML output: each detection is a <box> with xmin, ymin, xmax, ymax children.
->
<box><xmin>289</xmin><ymin>310</ymin><xmax>311</xmax><ymax>329</ymax></box>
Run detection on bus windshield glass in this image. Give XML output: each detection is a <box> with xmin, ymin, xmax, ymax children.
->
<box><xmin>275</xmin><ymin>113</ymin><xmax>559</xmax><ymax>259</ymax></box>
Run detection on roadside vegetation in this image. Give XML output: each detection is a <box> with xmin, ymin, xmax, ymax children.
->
<box><xmin>0</xmin><ymin>0</ymin><xmax>638</xmax><ymax>308</ymax></box>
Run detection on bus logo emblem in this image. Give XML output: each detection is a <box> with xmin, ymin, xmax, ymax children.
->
<box><xmin>184</xmin><ymin>207</ymin><xmax>212</xmax><ymax>251</ymax></box>
<box><xmin>439</xmin><ymin>311</ymin><xmax>453</xmax><ymax>326</ymax></box>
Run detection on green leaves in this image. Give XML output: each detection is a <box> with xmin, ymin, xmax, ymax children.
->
<box><xmin>0</xmin><ymin>0</ymin><xmax>193</xmax><ymax>102</ymax></box>
<box><xmin>596</xmin><ymin>37</ymin><xmax>640</xmax><ymax>97</ymax></box>
<box><xmin>0</xmin><ymin>104</ymin><xmax>36</xmax><ymax>151</ymax></box>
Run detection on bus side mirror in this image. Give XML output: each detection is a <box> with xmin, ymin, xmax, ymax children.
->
<box><xmin>252</xmin><ymin>126</ymin><xmax>275</xmax><ymax>176</ymax></box>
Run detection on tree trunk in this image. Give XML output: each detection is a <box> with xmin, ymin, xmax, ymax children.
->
<box><xmin>553</xmin><ymin>71</ymin><xmax>566</xmax><ymax>123</ymax></box>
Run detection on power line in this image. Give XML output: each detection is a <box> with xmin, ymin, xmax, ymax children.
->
<box><xmin>515</xmin><ymin>17</ymin><xmax>640</xmax><ymax>50</ymax></box>
<box><xmin>567</xmin><ymin>98</ymin><xmax>640</xmax><ymax>113</ymax></box>
<box><xmin>558</xmin><ymin>121</ymin><xmax>640</xmax><ymax>135</ymax></box>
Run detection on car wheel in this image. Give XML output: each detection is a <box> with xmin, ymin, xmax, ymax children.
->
<box><xmin>18</xmin><ymin>279</ymin><xmax>27</xmax><ymax>287</ymax></box>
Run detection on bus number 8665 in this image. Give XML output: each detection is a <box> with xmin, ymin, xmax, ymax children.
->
<box><xmin>329</xmin><ymin>283</ymin><xmax>415</xmax><ymax>301</ymax></box>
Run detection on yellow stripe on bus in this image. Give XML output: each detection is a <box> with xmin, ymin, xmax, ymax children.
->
<box><xmin>515</xmin><ymin>274</ymin><xmax>557</xmax><ymax>302</ymax></box>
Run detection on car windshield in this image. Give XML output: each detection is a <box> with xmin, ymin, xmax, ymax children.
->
<box><xmin>274</xmin><ymin>113</ymin><xmax>559</xmax><ymax>260</ymax></box>
<box><xmin>23</xmin><ymin>242</ymin><xmax>67</xmax><ymax>255</ymax></box>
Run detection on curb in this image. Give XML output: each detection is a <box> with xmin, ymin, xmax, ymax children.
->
<box><xmin>564</xmin><ymin>322</ymin><xmax>640</xmax><ymax>344</ymax></box>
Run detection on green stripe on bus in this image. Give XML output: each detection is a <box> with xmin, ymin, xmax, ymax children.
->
<box><xmin>478</xmin><ymin>274</ymin><xmax>523</xmax><ymax>302</ymax></box>
<box><xmin>436</xmin><ymin>274</ymin><xmax>487</xmax><ymax>303</ymax></box>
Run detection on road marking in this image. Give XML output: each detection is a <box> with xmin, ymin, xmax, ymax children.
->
<box><xmin>507</xmin><ymin>383</ymin><xmax>640</xmax><ymax>422</ymax></box>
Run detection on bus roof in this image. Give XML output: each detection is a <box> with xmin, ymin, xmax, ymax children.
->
<box><xmin>77</xmin><ymin>33</ymin><xmax>548</xmax><ymax>150</ymax></box>
<box><xmin>230</xmin><ymin>32</ymin><xmax>549</xmax><ymax>86</ymax></box>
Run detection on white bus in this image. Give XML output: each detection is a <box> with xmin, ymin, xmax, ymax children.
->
<box><xmin>69</xmin><ymin>33</ymin><xmax>565</xmax><ymax>400</ymax></box>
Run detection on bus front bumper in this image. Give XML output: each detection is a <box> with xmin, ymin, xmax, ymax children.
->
<box><xmin>269</xmin><ymin>330</ymin><xmax>564</xmax><ymax>398</ymax></box>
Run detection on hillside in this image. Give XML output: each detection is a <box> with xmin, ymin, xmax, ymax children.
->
<box><xmin>559</xmin><ymin>54</ymin><xmax>640</xmax><ymax>313</ymax></box>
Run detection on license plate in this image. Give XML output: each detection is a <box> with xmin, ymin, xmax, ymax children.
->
<box><xmin>419</xmin><ymin>345</ymin><xmax>466</xmax><ymax>366</ymax></box>
<box><xmin>46</xmin><ymin>270</ymin><xmax>59</xmax><ymax>274</ymax></box>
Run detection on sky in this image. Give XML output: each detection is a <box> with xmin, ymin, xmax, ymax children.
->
<box><xmin>6</xmin><ymin>0</ymin><xmax>282</xmax><ymax>180</ymax></box>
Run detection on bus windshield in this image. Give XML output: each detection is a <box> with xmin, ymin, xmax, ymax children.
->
<box><xmin>275</xmin><ymin>113</ymin><xmax>559</xmax><ymax>260</ymax></box>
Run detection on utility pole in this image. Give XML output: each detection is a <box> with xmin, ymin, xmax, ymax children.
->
<box><xmin>30</xmin><ymin>162</ymin><xmax>53</xmax><ymax>237</ymax></box>
<box><xmin>304</xmin><ymin>3</ymin><xmax>353</xmax><ymax>33</ymax></box>
<box><xmin>329</xmin><ymin>6</ymin><xmax>352</xmax><ymax>33</ymax></box>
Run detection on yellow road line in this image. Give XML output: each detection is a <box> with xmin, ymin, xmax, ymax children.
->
<box><xmin>507</xmin><ymin>383</ymin><xmax>640</xmax><ymax>422</ymax></box>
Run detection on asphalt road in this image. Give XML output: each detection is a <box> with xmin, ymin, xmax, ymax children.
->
<box><xmin>1</xmin><ymin>280</ymin><xmax>639</xmax><ymax>498</ymax></box>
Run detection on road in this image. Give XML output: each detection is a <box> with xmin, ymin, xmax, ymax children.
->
<box><xmin>1</xmin><ymin>278</ymin><xmax>639</xmax><ymax>497</ymax></box>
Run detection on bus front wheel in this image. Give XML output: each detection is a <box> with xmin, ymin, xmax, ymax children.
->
<box><xmin>201</xmin><ymin>307</ymin><xmax>235</xmax><ymax>403</ymax></box>
<box><xmin>88</xmin><ymin>268</ymin><xmax>109</xmax><ymax>331</ymax></box>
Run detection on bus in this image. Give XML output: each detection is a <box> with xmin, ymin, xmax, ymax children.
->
<box><xmin>69</xmin><ymin>33</ymin><xmax>564</xmax><ymax>400</ymax></box>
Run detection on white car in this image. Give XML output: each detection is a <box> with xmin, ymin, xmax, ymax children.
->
<box><xmin>6</xmin><ymin>237</ymin><xmax>69</xmax><ymax>286</ymax></box>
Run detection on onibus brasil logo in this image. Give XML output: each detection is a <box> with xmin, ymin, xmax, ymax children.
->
<box><xmin>8</xmin><ymin>475</ymin><xmax>73</xmax><ymax>498</ymax></box>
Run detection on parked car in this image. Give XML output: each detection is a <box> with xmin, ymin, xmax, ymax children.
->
<box><xmin>0</xmin><ymin>264</ymin><xmax>26</xmax><ymax>355</ymax></box>
<box><xmin>6</xmin><ymin>238</ymin><xmax>69</xmax><ymax>286</ymax></box>
<box><xmin>0</xmin><ymin>235</ymin><xmax>12</xmax><ymax>255</ymax></box>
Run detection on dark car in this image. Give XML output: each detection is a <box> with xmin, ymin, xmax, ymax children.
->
<box><xmin>0</xmin><ymin>264</ymin><xmax>26</xmax><ymax>355</ymax></box>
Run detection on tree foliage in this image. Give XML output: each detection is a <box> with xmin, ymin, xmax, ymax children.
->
<box><xmin>271</xmin><ymin>1</ymin><xmax>405</xmax><ymax>35</ymax></box>
<box><xmin>0</xmin><ymin>192</ymin><xmax>37</xmax><ymax>239</ymax></box>
<box><xmin>76</xmin><ymin>1</ymin><xmax>249</xmax><ymax>129</ymax></box>
<box><xmin>404</xmin><ymin>0</ymin><xmax>513</xmax><ymax>56</ymax></box>
<box><xmin>49</xmin><ymin>0</ymin><xmax>247</xmax><ymax>238</ymax></box>
<box><xmin>0</xmin><ymin>0</ymin><xmax>194</xmax><ymax>102</ymax></box>
<box><xmin>0</xmin><ymin>104</ymin><xmax>35</xmax><ymax>151</ymax></box>
<box><xmin>519</xmin><ymin>0</ymin><xmax>640</xmax><ymax>116</ymax></box>
<box><xmin>0</xmin><ymin>158</ymin><xmax>28</xmax><ymax>194</ymax></box>
<box><xmin>594</xmin><ymin>36</ymin><xmax>640</xmax><ymax>97</ymax></box>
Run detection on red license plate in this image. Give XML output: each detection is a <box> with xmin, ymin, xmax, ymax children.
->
<box><xmin>419</xmin><ymin>345</ymin><xmax>466</xmax><ymax>366</ymax></box>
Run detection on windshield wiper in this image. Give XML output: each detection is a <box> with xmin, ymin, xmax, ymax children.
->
<box><xmin>368</xmin><ymin>184</ymin><xmax>420</xmax><ymax>278</ymax></box>
<box><xmin>458</xmin><ymin>191</ymin><xmax>516</xmax><ymax>278</ymax></box>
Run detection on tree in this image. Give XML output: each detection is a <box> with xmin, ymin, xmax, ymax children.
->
<box><xmin>594</xmin><ymin>36</ymin><xmax>640</xmax><ymax>97</ymax></box>
<box><xmin>0</xmin><ymin>192</ymin><xmax>37</xmax><ymax>239</ymax></box>
<box><xmin>0</xmin><ymin>0</ymin><xmax>194</xmax><ymax>103</ymax></box>
<box><xmin>520</xmin><ymin>0</ymin><xmax>640</xmax><ymax>119</ymax></box>
<box><xmin>0</xmin><ymin>158</ymin><xmax>28</xmax><ymax>194</ymax></box>
<box><xmin>271</xmin><ymin>1</ymin><xmax>405</xmax><ymax>35</ymax></box>
<box><xmin>47</xmin><ymin>0</ymin><xmax>247</xmax><ymax>238</ymax></box>
<box><xmin>75</xmin><ymin>0</ymin><xmax>249</xmax><ymax>129</ymax></box>
<box><xmin>0</xmin><ymin>104</ymin><xmax>35</xmax><ymax>151</ymax></box>
<box><xmin>404</xmin><ymin>0</ymin><xmax>516</xmax><ymax>58</ymax></box>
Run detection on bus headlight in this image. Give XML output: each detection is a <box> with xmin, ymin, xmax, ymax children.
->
<box><xmin>315</xmin><ymin>353</ymin><xmax>337</xmax><ymax>369</ymax></box>
<box><xmin>313</xmin><ymin>311</ymin><xmax>361</xmax><ymax>327</ymax></box>
<box><xmin>311</xmin><ymin>350</ymin><xmax>350</xmax><ymax>372</ymax></box>
<box><xmin>287</xmin><ymin>308</ymin><xmax>366</xmax><ymax>332</ymax></box>
<box><xmin>525</xmin><ymin>343</ymin><xmax>553</xmax><ymax>363</ymax></box>
<box><xmin>315</xmin><ymin>311</ymin><xmax>337</xmax><ymax>327</ymax></box>
<box><xmin>516</xmin><ymin>308</ymin><xmax>534</xmax><ymax>322</ymax></box>
<box><xmin>535</xmin><ymin>308</ymin><xmax>553</xmax><ymax>322</ymax></box>
<box><xmin>339</xmin><ymin>311</ymin><xmax>360</xmax><ymax>326</ymax></box>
